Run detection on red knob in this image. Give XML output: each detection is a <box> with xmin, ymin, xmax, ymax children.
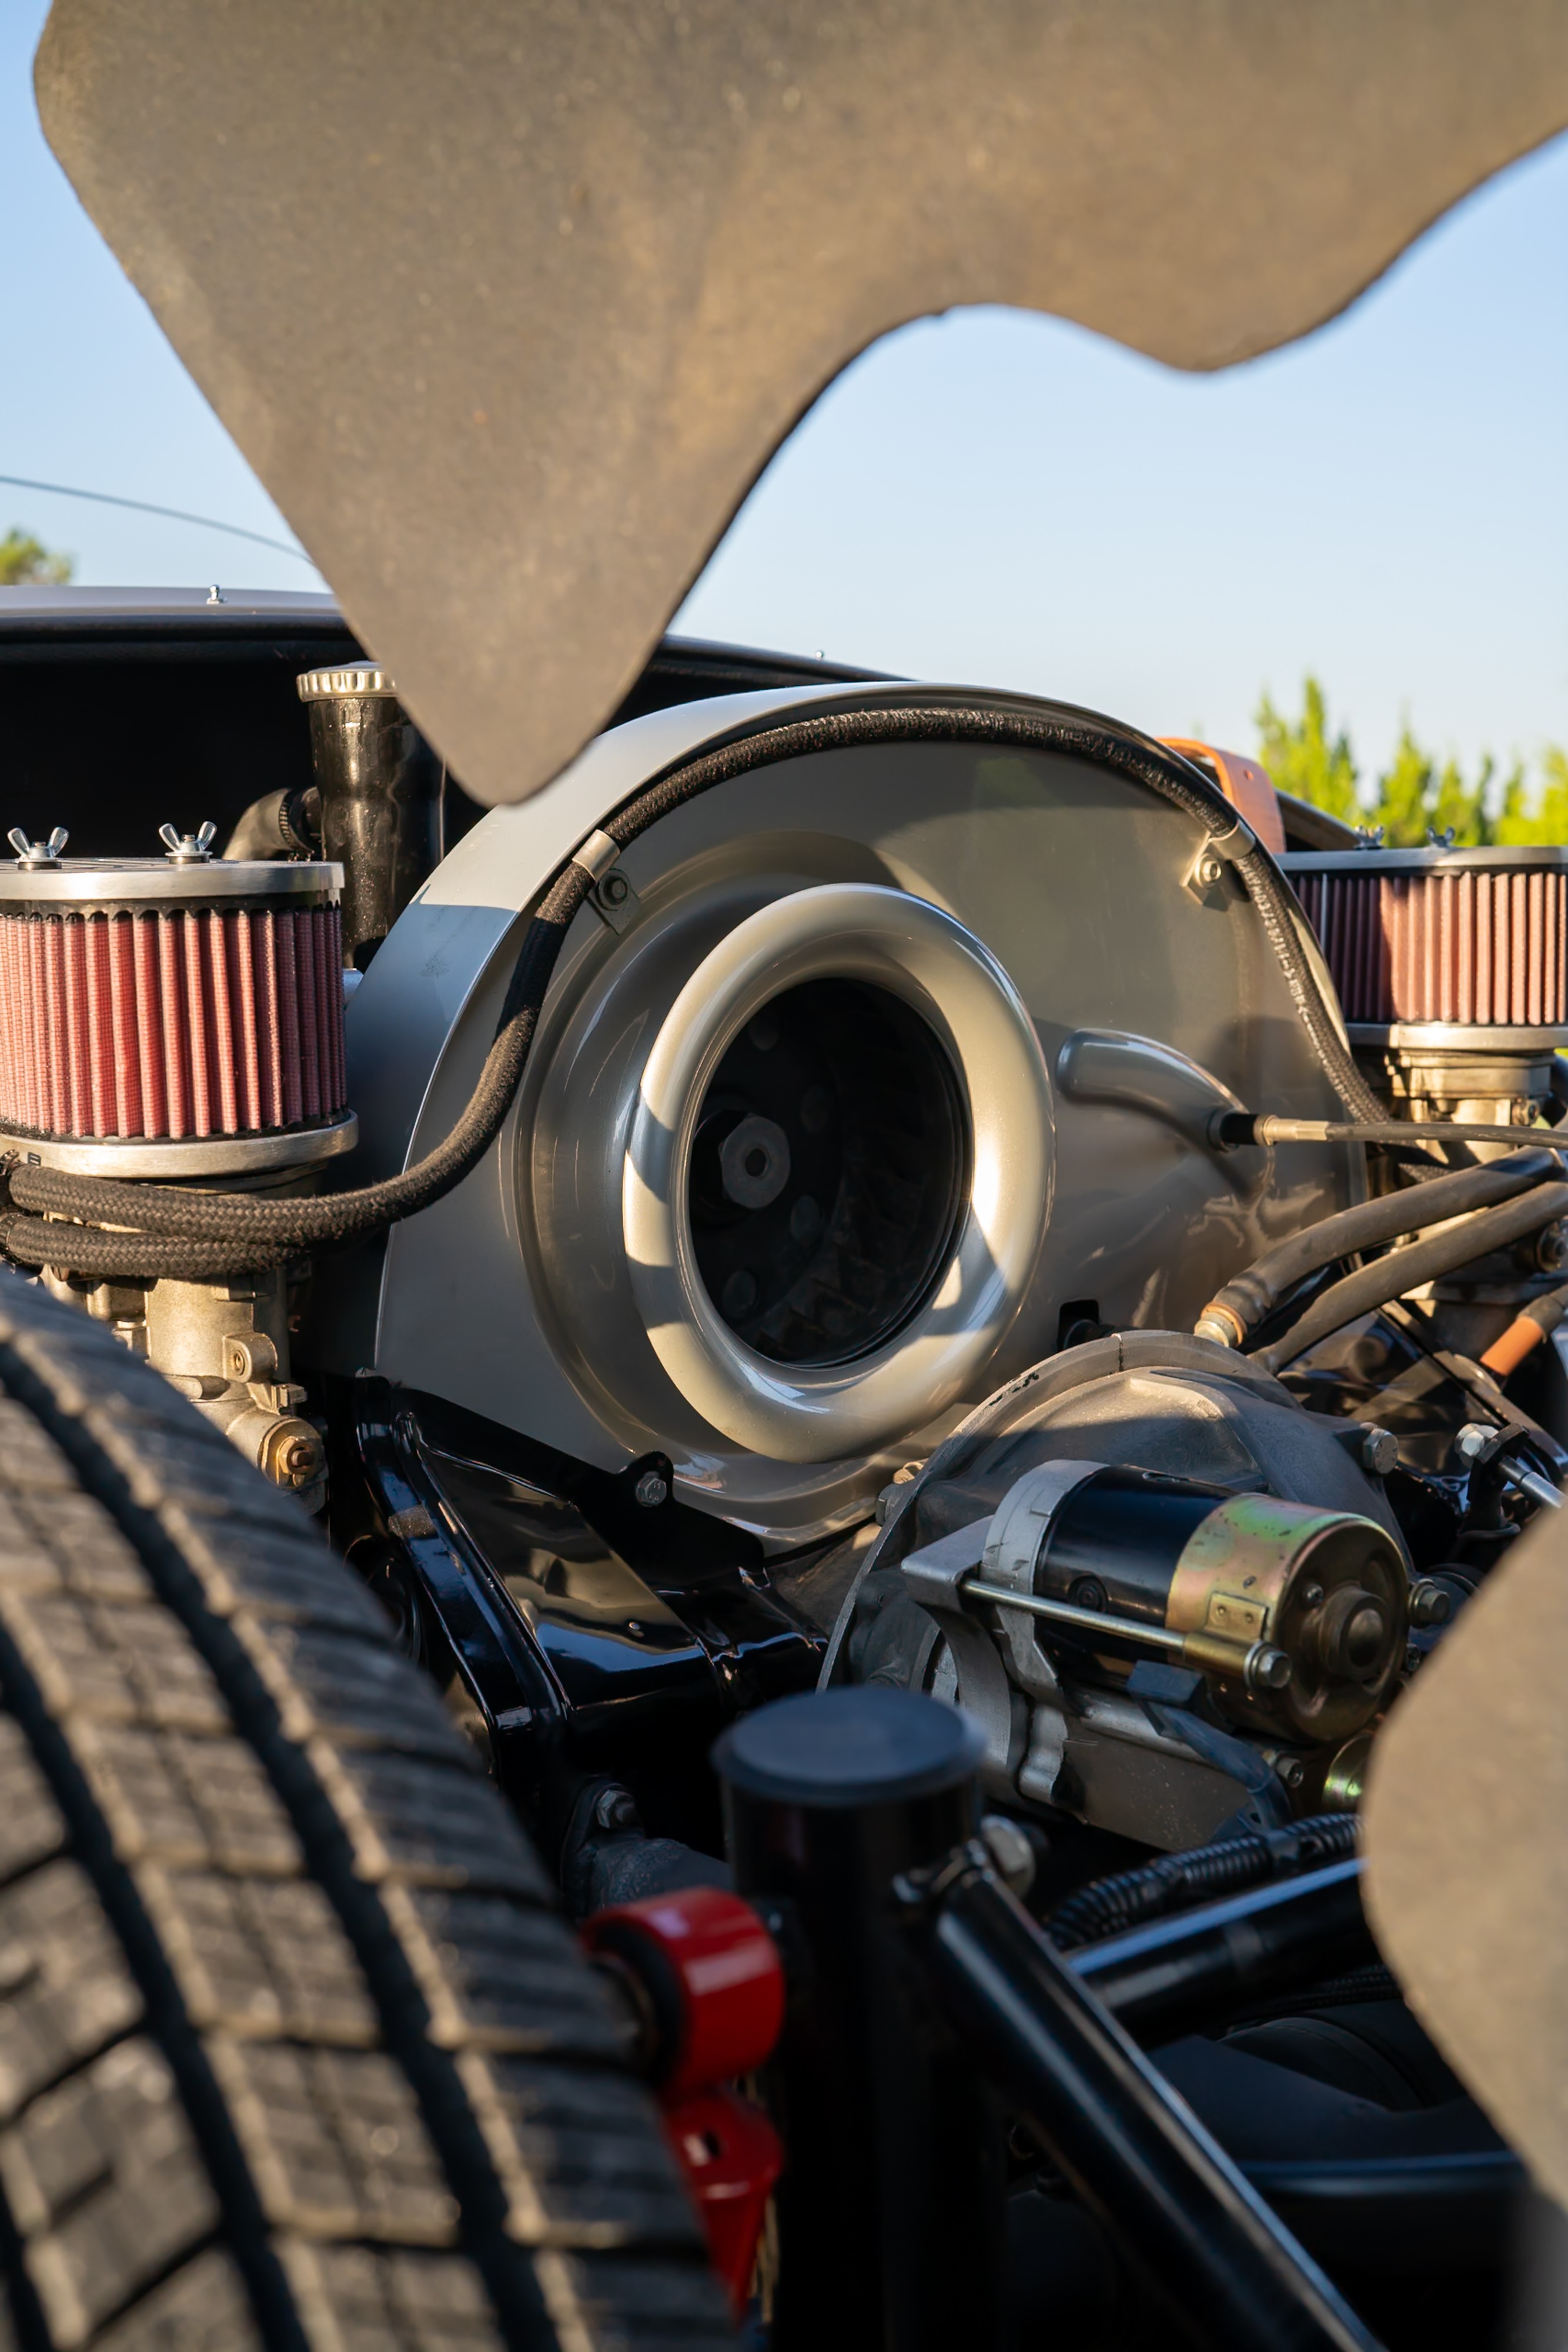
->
<box><xmin>582</xmin><ymin>1883</ymin><xmax>785</xmax><ymax>2100</ymax></box>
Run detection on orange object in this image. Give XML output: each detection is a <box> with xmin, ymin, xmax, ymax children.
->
<box><xmin>1480</xmin><ymin>1315</ymin><xmax>1549</xmax><ymax>1380</ymax></box>
<box><xmin>1164</xmin><ymin>738</ymin><xmax>1287</xmax><ymax>856</ymax></box>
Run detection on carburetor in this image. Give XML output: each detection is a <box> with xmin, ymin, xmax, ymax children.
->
<box><xmin>0</xmin><ymin>822</ymin><xmax>355</xmax><ymax>1506</ymax></box>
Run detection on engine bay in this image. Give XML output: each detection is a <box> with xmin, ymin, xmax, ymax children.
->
<box><xmin>4</xmin><ymin>589</ymin><xmax>1567</xmax><ymax>2344</ymax></box>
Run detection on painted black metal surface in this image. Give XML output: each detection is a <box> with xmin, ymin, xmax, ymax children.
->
<box><xmin>1069</xmin><ymin>1858</ymin><xmax>1375</xmax><ymax>2041</ymax></box>
<box><xmin>923</xmin><ymin>1860</ymin><xmax>1383</xmax><ymax>2352</ymax></box>
<box><xmin>337</xmin><ymin>1375</ymin><xmax>823</xmax><ymax>1837</ymax></box>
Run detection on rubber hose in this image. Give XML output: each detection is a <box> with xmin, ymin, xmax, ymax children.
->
<box><xmin>1198</xmin><ymin>1147</ymin><xmax>1560</xmax><ymax>1347</ymax></box>
<box><xmin>1251</xmin><ymin>1181</ymin><xmax>1568</xmax><ymax>1374</ymax></box>
<box><xmin>1046</xmin><ymin>1815</ymin><xmax>1360</xmax><ymax>1953</ymax></box>
<box><xmin>1</xmin><ymin>704</ymin><xmax>1380</xmax><ymax>1278</ymax></box>
<box><xmin>1478</xmin><ymin>1277</ymin><xmax>1568</xmax><ymax>1379</ymax></box>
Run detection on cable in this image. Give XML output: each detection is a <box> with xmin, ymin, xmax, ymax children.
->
<box><xmin>1250</xmin><ymin>1182</ymin><xmax>1568</xmax><ymax>1375</ymax></box>
<box><xmin>1195</xmin><ymin>1147</ymin><xmax>1560</xmax><ymax>1348</ymax></box>
<box><xmin>1216</xmin><ymin>1112</ymin><xmax>1568</xmax><ymax>1152</ymax></box>
<box><xmin>0</xmin><ymin>702</ymin><xmax>1386</xmax><ymax>1281</ymax></box>
<box><xmin>0</xmin><ymin>473</ymin><xmax>314</xmax><ymax>563</ymax></box>
<box><xmin>1046</xmin><ymin>1815</ymin><xmax>1359</xmax><ymax>1953</ymax></box>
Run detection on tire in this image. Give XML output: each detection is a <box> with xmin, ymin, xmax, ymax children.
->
<box><xmin>0</xmin><ymin>1271</ymin><xmax>731</xmax><ymax>2352</ymax></box>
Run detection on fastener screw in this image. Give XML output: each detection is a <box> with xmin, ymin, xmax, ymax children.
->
<box><xmin>634</xmin><ymin>1469</ymin><xmax>669</xmax><ymax>1508</ymax></box>
<box><xmin>1273</xmin><ymin>1753</ymin><xmax>1306</xmax><ymax>1790</ymax></box>
<box><xmin>1455</xmin><ymin>1422</ymin><xmax>1496</xmax><ymax>1465</ymax></box>
<box><xmin>1408</xmin><ymin>1581</ymin><xmax>1452</xmax><ymax>1630</ymax></box>
<box><xmin>979</xmin><ymin>1815</ymin><xmax>1038</xmax><ymax>1899</ymax></box>
<box><xmin>1246</xmin><ymin>1644</ymin><xmax>1293</xmax><ymax>1692</ymax></box>
<box><xmin>1196</xmin><ymin>854</ymin><xmax>1223</xmax><ymax>887</ymax></box>
<box><xmin>592</xmin><ymin>1786</ymin><xmax>640</xmax><ymax>1833</ymax></box>
<box><xmin>1360</xmin><ymin>1426</ymin><xmax>1399</xmax><ymax>1475</ymax></box>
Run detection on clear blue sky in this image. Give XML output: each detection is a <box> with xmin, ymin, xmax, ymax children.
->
<box><xmin>5</xmin><ymin>0</ymin><xmax>1564</xmax><ymax>791</ymax></box>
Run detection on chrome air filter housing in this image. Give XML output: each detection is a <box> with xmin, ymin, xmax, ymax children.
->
<box><xmin>0</xmin><ymin>836</ymin><xmax>355</xmax><ymax>1176</ymax></box>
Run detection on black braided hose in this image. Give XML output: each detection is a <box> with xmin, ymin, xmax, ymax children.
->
<box><xmin>1046</xmin><ymin>1813</ymin><xmax>1362</xmax><ymax>1953</ymax></box>
<box><xmin>0</xmin><ymin>704</ymin><xmax>1385</xmax><ymax>1279</ymax></box>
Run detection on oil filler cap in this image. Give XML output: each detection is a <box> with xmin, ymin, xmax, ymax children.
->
<box><xmin>714</xmin><ymin>1686</ymin><xmax>985</xmax><ymax>1809</ymax></box>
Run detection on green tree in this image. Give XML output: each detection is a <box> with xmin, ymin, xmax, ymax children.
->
<box><xmin>1253</xmin><ymin>676</ymin><xmax>1556</xmax><ymax>847</ymax></box>
<box><xmin>1493</xmin><ymin>746</ymin><xmax>1568</xmax><ymax>846</ymax></box>
<box><xmin>0</xmin><ymin>530</ymin><xmax>72</xmax><ymax>586</ymax></box>
<box><xmin>1255</xmin><ymin>677</ymin><xmax>1359</xmax><ymax>823</ymax></box>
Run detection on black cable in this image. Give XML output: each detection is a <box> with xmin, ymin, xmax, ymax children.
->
<box><xmin>1045</xmin><ymin>1815</ymin><xmax>1360</xmax><ymax>1953</ymax></box>
<box><xmin>1518</xmin><ymin>1279</ymin><xmax>1568</xmax><ymax>1339</ymax></box>
<box><xmin>1251</xmin><ymin>1182</ymin><xmax>1568</xmax><ymax>1375</ymax></box>
<box><xmin>0</xmin><ymin>471</ymin><xmax>313</xmax><ymax>562</ymax></box>
<box><xmin>1196</xmin><ymin>1147</ymin><xmax>1560</xmax><ymax>1348</ymax></box>
<box><xmin>0</xmin><ymin>701</ymin><xmax>1385</xmax><ymax>1280</ymax></box>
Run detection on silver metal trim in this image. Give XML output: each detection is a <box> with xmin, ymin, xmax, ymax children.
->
<box><xmin>981</xmin><ymin>1457</ymin><xmax>1105</xmax><ymax>1591</ymax></box>
<box><xmin>1280</xmin><ymin>846</ymin><xmax>1568</xmax><ymax>876</ymax></box>
<box><xmin>2</xmin><ymin>1110</ymin><xmax>358</xmax><ymax>1177</ymax></box>
<box><xmin>622</xmin><ymin>882</ymin><xmax>1055</xmax><ymax>1464</ymax></box>
<box><xmin>297</xmin><ymin>664</ymin><xmax>398</xmax><ymax>700</ymax></box>
<box><xmin>1346</xmin><ymin>1021</ymin><xmax>1568</xmax><ymax>1051</ymax></box>
<box><xmin>0</xmin><ymin>859</ymin><xmax>342</xmax><ymax>905</ymax></box>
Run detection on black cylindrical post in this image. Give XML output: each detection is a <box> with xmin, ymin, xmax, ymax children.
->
<box><xmin>297</xmin><ymin>662</ymin><xmax>444</xmax><ymax>968</ymax></box>
<box><xmin>1069</xmin><ymin>1858</ymin><xmax>1373</xmax><ymax>2042</ymax></box>
<box><xmin>714</xmin><ymin>1686</ymin><xmax>1006</xmax><ymax>2352</ymax></box>
<box><xmin>925</xmin><ymin>1861</ymin><xmax>1382</xmax><ymax>2352</ymax></box>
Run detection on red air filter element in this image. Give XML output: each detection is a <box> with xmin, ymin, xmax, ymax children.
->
<box><xmin>0</xmin><ymin>854</ymin><xmax>352</xmax><ymax>1173</ymax></box>
<box><xmin>1281</xmin><ymin>847</ymin><xmax>1568</xmax><ymax>1032</ymax></box>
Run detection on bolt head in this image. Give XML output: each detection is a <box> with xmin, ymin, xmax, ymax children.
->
<box><xmin>1455</xmin><ymin>1422</ymin><xmax>1496</xmax><ymax>1465</ymax></box>
<box><xmin>979</xmin><ymin>1814</ymin><xmax>1038</xmax><ymax>1898</ymax></box>
<box><xmin>1274</xmin><ymin>1753</ymin><xmax>1306</xmax><ymax>1789</ymax></box>
<box><xmin>634</xmin><ymin>1468</ymin><xmax>669</xmax><ymax>1509</ymax></box>
<box><xmin>1248</xmin><ymin>1644</ymin><xmax>1293</xmax><ymax>1692</ymax></box>
<box><xmin>592</xmin><ymin>1786</ymin><xmax>640</xmax><ymax>1833</ymax></box>
<box><xmin>1408</xmin><ymin>1579</ymin><xmax>1453</xmax><ymax>1630</ymax></box>
<box><xmin>1538</xmin><ymin>1223</ymin><xmax>1568</xmax><ymax>1273</ymax></box>
<box><xmin>597</xmin><ymin>871</ymin><xmax>629</xmax><ymax>907</ymax></box>
<box><xmin>1300</xmin><ymin>1582</ymin><xmax>1326</xmax><ymax>1612</ymax></box>
<box><xmin>1360</xmin><ymin>1426</ymin><xmax>1399</xmax><ymax>1475</ymax></box>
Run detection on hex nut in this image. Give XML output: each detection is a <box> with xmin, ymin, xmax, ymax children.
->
<box><xmin>1408</xmin><ymin>1580</ymin><xmax>1453</xmax><ymax>1630</ymax></box>
<box><xmin>1455</xmin><ymin>1422</ymin><xmax>1497</xmax><ymax>1466</ymax></box>
<box><xmin>259</xmin><ymin>1416</ymin><xmax>326</xmax><ymax>1491</ymax></box>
